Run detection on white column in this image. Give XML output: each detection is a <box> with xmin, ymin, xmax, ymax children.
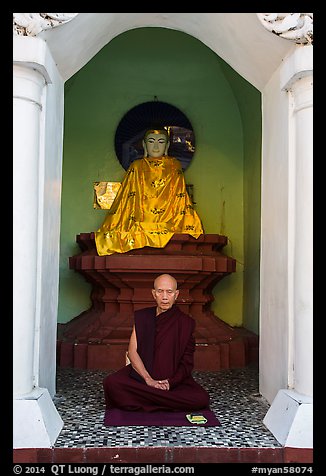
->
<box><xmin>263</xmin><ymin>45</ymin><xmax>313</xmax><ymax>448</ymax></box>
<box><xmin>13</xmin><ymin>64</ymin><xmax>44</xmax><ymax>396</ymax></box>
<box><xmin>291</xmin><ymin>75</ymin><xmax>313</xmax><ymax>397</ymax></box>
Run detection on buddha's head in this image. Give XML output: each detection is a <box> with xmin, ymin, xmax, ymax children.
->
<box><xmin>143</xmin><ymin>128</ymin><xmax>170</xmax><ymax>158</ymax></box>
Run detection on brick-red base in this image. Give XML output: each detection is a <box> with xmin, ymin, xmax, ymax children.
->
<box><xmin>13</xmin><ymin>446</ymin><xmax>313</xmax><ymax>464</ymax></box>
<box><xmin>59</xmin><ymin>233</ymin><xmax>259</xmax><ymax>372</ymax></box>
<box><xmin>57</xmin><ymin>333</ymin><xmax>259</xmax><ymax>371</ymax></box>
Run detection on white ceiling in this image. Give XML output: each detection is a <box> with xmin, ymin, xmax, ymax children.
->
<box><xmin>39</xmin><ymin>13</ymin><xmax>295</xmax><ymax>91</ymax></box>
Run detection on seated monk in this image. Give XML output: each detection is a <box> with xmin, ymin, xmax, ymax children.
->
<box><xmin>95</xmin><ymin>128</ymin><xmax>203</xmax><ymax>256</ymax></box>
<box><xmin>103</xmin><ymin>274</ymin><xmax>210</xmax><ymax>412</ymax></box>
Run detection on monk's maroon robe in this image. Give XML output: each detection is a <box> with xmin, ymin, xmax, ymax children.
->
<box><xmin>103</xmin><ymin>305</ymin><xmax>210</xmax><ymax>412</ymax></box>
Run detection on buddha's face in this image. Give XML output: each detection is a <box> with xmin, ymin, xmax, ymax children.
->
<box><xmin>144</xmin><ymin>133</ymin><xmax>169</xmax><ymax>158</ymax></box>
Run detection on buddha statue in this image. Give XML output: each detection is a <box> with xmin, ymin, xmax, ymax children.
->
<box><xmin>95</xmin><ymin>128</ymin><xmax>204</xmax><ymax>256</ymax></box>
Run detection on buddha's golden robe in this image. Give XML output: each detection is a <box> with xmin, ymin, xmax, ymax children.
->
<box><xmin>95</xmin><ymin>156</ymin><xmax>203</xmax><ymax>255</ymax></box>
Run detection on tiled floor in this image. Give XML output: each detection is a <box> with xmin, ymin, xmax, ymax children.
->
<box><xmin>54</xmin><ymin>363</ymin><xmax>281</xmax><ymax>449</ymax></box>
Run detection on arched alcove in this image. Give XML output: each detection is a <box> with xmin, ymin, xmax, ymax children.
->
<box><xmin>58</xmin><ymin>26</ymin><xmax>261</xmax><ymax>341</ymax></box>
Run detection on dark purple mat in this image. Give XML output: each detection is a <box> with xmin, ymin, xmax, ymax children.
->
<box><xmin>104</xmin><ymin>408</ymin><xmax>221</xmax><ymax>427</ymax></box>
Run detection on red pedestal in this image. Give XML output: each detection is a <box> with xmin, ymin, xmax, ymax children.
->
<box><xmin>58</xmin><ymin>233</ymin><xmax>258</xmax><ymax>370</ymax></box>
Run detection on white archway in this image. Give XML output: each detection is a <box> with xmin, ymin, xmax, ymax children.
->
<box><xmin>13</xmin><ymin>13</ymin><xmax>313</xmax><ymax>449</ymax></box>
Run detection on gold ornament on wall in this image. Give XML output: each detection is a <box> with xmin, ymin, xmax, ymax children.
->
<box><xmin>93</xmin><ymin>182</ymin><xmax>121</xmax><ymax>209</ymax></box>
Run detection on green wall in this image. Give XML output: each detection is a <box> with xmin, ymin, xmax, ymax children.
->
<box><xmin>58</xmin><ymin>27</ymin><xmax>261</xmax><ymax>334</ymax></box>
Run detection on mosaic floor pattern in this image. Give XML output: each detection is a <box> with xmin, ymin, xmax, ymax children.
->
<box><xmin>54</xmin><ymin>364</ymin><xmax>281</xmax><ymax>448</ymax></box>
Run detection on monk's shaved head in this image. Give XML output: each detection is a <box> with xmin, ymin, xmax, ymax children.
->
<box><xmin>153</xmin><ymin>274</ymin><xmax>178</xmax><ymax>291</ymax></box>
<box><xmin>152</xmin><ymin>274</ymin><xmax>179</xmax><ymax>315</ymax></box>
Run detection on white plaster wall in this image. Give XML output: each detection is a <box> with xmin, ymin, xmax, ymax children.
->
<box><xmin>36</xmin><ymin>57</ymin><xmax>64</xmax><ymax>397</ymax></box>
<box><xmin>260</xmin><ymin>45</ymin><xmax>313</xmax><ymax>406</ymax></box>
<box><xmin>259</xmin><ymin>61</ymin><xmax>293</xmax><ymax>403</ymax></box>
<box><xmin>279</xmin><ymin>46</ymin><xmax>313</xmax><ymax>398</ymax></box>
<box><xmin>13</xmin><ymin>35</ymin><xmax>64</xmax><ymax>397</ymax></box>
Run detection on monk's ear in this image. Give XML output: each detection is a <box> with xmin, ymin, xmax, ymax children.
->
<box><xmin>175</xmin><ymin>290</ymin><xmax>179</xmax><ymax>300</ymax></box>
<box><xmin>151</xmin><ymin>289</ymin><xmax>156</xmax><ymax>300</ymax></box>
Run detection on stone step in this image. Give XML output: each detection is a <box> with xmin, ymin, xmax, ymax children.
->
<box><xmin>13</xmin><ymin>446</ymin><xmax>313</xmax><ymax>464</ymax></box>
